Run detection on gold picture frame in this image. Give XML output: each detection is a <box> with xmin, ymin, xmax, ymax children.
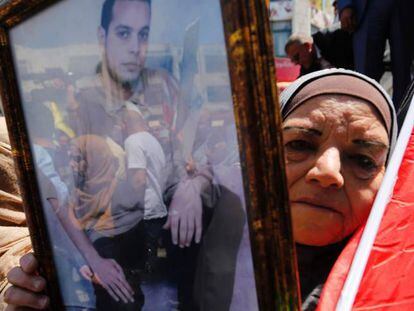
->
<box><xmin>0</xmin><ymin>0</ymin><xmax>299</xmax><ymax>309</ymax></box>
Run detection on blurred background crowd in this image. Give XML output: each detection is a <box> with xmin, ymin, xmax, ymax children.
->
<box><xmin>271</xmin><ymin>0</ymin><xmax>414</xmax><ymax>115</ymax></box>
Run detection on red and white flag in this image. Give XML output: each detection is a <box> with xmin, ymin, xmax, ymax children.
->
<box><xmin>317</xmin><ymin>99</ymin><xmax>414</xmax><ymax>310</ymax></box>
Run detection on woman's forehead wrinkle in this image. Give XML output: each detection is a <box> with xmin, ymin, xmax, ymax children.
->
<box><xmin>350</xmin><ymin>123</ymin><xmax>389</xmax><ymax>147</ymax></box>
<box><xmin>308</xmin><ymin>103</ymin><xmax>346</xmax><ymax>135</ymax></box>
<box><xmin>285</xmin><ymin>96</ymin><xmax>388</xmax><ymax>143</ymax></box>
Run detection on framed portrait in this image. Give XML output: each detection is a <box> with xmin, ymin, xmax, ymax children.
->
<box><xmin>0</xmin><ymin>0</ymin><xmax>299</xmax><ymax>310</ymax></box>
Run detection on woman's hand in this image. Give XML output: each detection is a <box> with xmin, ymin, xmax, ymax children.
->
<box><xmin>4</xmin><ymin>253</ymin><xmax>49</xmax><ymax>310</ymax></box>
<box><xmin>82</xmin><ymin>256</ymin><xmax>135</xmax><ymax>304</ymax></box>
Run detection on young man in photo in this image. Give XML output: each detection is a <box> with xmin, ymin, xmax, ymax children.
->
<box><xmin>64</xmin><ymin>0</ymin><xmax>216</xmax><ymax>309</ymax></box>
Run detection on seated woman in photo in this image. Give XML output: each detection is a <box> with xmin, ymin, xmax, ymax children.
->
<box><xmin>68</xmin><ymin>135</ymin><xmax>146</xmax><ymax>310</ymax></box>
<box><xmin>2</xmin><ymin>69</ymin><xmax>398</xmax><ymax>310</ymax></box>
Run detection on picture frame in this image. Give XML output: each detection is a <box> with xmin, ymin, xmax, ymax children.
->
<box><xmin>0</xmin><ymin>0</ymin><xmax>299</xmax><ymax>310</ymax></box>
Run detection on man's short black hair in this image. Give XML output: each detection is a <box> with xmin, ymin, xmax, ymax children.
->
<box><xmin>284</xmin><ymin>33</ymin><xmax>313</xmax><ymax>54</ymax></box>
<box><xmin>101</xmin><ymin>0</ymin><xmax>151</xmax><ymax>32</ymax></box>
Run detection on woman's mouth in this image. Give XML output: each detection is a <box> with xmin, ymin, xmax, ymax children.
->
<box><xmin>291</xmin><ymin>198</ymin><xmax>341</xmax><ymax>214</ymax></box>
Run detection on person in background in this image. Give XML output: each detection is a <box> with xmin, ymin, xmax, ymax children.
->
<box><xmin>285</xmin><ymin>28</ymin><xmax>353</xmax><ymax>76</ymax></box>
<box><xmin>337</xmin><ymin>0</ymin><xmax>414</xmax><ymax>109</ymax></box>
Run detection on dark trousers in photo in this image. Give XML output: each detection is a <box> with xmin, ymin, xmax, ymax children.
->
<box><xmin>92</xmin><ymin>221</ymin><xmax>146</xmax><ymax>311</ymax></box>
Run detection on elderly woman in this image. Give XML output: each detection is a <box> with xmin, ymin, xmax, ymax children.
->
<box><xmin>280</xmin><ymin>69</ymin><xmax>396</xmax><ymax>309</ymax></box>
<box><xmin>2</xmin><ymin>69</ymin><xmax>398</xmax><ymax>310</ymax></box>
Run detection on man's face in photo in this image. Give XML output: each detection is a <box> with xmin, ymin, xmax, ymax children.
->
<box><xmin>99</xmin><ymin>0</ymin><xmax>151</xmax><ymax>85</ymax></box>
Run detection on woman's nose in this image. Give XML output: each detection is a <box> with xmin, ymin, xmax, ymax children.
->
<box><xmin>305</xmin><ymin>147</ymin><xmax>344</xmax><ymax>188</ymax></box>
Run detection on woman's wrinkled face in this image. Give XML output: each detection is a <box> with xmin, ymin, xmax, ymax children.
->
<box><xmin>283</xmin><ymin>95</ymin><xmax>389</xmax><ymax>246</ymax></box>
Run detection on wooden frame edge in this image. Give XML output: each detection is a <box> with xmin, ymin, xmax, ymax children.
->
<box><xmin>220</xmin><ymin>0</ymin><xmax>300</xmax><ymax>309</ymax></box>
<box><xmin>0</xmin><ymin>17</ymin><xmax>64</xmax><ymax>311</ymax></box>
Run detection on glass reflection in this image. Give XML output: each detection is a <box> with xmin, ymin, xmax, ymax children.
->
<box><xmin>10</xmin><ymin>0</ymin><xmax>258</xmax><ymax>310</ymax></box>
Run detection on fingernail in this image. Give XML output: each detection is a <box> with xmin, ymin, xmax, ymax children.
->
<box><xmin>34</xmin><ymin>279</ymin><xmax>43</xmax><ymax>290</ymax></box>
<box><xmin>21</xmin><ymin>254</ymin><xmax>33</xmax><ymax>269</ymax></box>
<box><xmin>40</xmin><ymin>296</ymin><xmax>49</xmax><ymax>309</ymax></box>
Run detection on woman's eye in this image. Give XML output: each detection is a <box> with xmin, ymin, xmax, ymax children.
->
<box><xmin>285</xmin><ymin>140</ymin><xmax>315</xmax><ymax>152</ymax></box>
<box><xmin>350</xmin><ymin>154</ymin><xmax>378</xmax><ymax>171</ymax></box>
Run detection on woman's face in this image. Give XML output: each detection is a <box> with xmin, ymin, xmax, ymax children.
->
<box><xmin>283</xmin><ymin>95</ymin><xmax>389</xmax><ymax>246</ymax></box>
<box><xmin>69</xmin><ymin>143</ymin><xmax>87</xmax><ymax>189</ymax></box>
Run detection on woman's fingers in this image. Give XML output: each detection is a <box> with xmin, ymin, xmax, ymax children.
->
<box><xmin>5</xmin><ymin>254</ymin><xmax>48</xmax><ymax>309</ymax></box>
<box><xmin>19</xmin><ymin>254</ymin><xmax>38</xmax><ymax>275</ymax></box>
<box><xmin>3</xmin><ymin>286</ymin><xmax>49</xmax><ymax>310</ymax></box>
<box><xmin>5</xmin><ymin>305</ymin><xmax>42</xmax><ymax>311</ymax></box>
<box><xmin>7</xmin><ymin>267</ymin><xmax>45</xmax><ymax>293</ymax></box>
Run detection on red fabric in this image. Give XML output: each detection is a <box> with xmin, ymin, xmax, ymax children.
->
<box><xmin>274</xmin><ymin>57</ymin><xmax>300</xmax><ymax>82</ymax></box>
<box><xmin>316</xmin><ymin>227</ymin><xmax>364</xmax><ymax>310</ymax></box>
<box><xmin>318</xmin><ymin>129</ymin><xmax>414</xmax><ymax>310</ymax></box>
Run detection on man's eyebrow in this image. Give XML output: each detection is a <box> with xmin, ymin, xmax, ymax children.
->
<box><xmin>282</xmin><ymin>126</ymin><xmax>322</xmax><ymax>136</ymax></box>
<box><xmin>352</xmin><ymin>139</ymin><xmax>389</xmax><ymax>151</ymax></box>
<box><xmin>114</xmin><ymin>25</ymin><xmax>133</xmax><ymax>31</ymax></box>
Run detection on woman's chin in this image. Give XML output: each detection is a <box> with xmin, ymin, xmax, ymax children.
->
<box><xmin>292</xmin><ymin>204</ymin><xmax>346</xmax><ymax>246</ymax></box>
<box><xmin>294</xmin><ymin>232</ymin><xmax>343</xmax><ymax>246</ymax></box>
